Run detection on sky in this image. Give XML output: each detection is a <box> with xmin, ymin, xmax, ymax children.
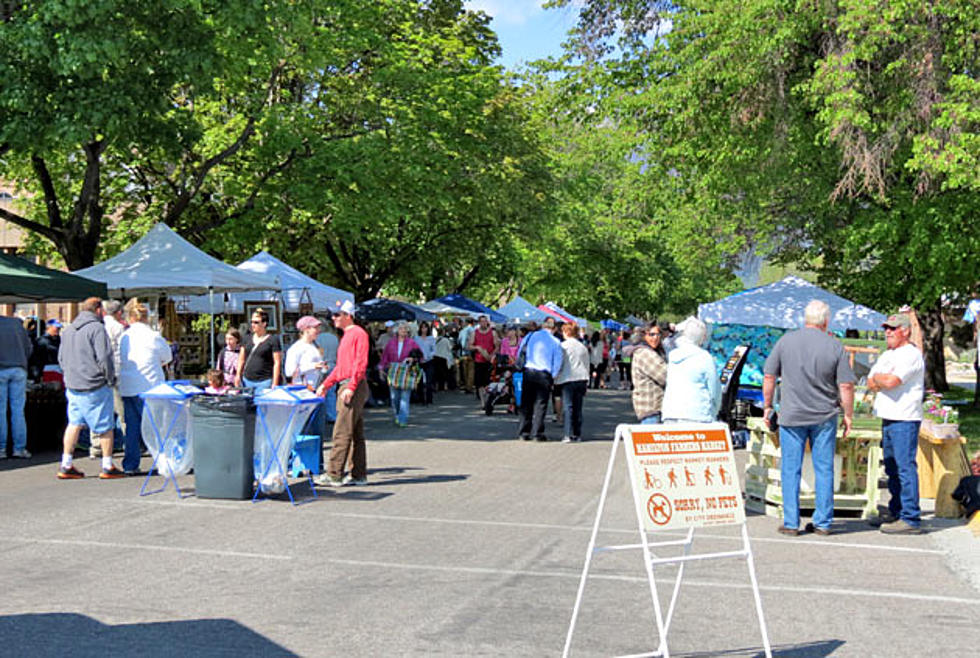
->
<box><xmin>465</xmin><ymin>1</ymin><xmax>581</xmax><ymax>69</ymax></box>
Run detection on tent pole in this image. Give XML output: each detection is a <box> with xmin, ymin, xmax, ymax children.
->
<box><xmin>209</xmin><ymin>286</ymin><xmax>215</xmax><ymax>367</ymax></box>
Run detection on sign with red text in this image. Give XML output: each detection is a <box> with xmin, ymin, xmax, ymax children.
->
<box><xmin>623</xmin><ymin>423</ymin><xmax>744</xmax><ymax>532</ymax></box>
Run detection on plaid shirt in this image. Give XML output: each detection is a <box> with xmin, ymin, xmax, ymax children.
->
<box><xmin>631</xmin><ymin>344</ymin><xmax>668</xmax><ymax>420</ymax></box>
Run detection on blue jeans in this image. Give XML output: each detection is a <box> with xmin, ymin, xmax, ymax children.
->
<box><xmin>779</xmin><ymin>417</ymin><xmax>838</xmax><ymax>530</ymax></box>
<box><xmin>243</xmin><ymin>377</ymin><xmax>272</xmax><ymax>393</ymax></box>
<box><xmin>122</xmin><ymin>396</ymin><xmax>145</xmax><ymax>472</ymax></box>
<box><xmin>881</xmin><ymin>419</ymin><xmax>921</xmax><ymax>526</ymax></box>
<box><xmin>640</xmin><ymin>413</ymin><xmax>662</xmax><ymax>425</ymax></box>
<box><xmin>0</xmin><ymin>367</ymin><xmax>28</xmax><ymax>453</ymax></box>
<box><xmin>322</xmin><ymin>366</ymin><xmax>337</xmax><ymax>422</ymax></box>
<box><xmin>390</xmin><ymin>387</ymin><xmax>411</xmax><ymax>425</ymax></box>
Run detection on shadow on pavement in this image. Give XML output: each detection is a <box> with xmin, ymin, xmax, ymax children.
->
<box><xmin>675</xmin><ymin>639</ymin><xmax>845</xmax><ymax>657</ymax></box>
<box><xmin>0</xmin><ymin>613</ymin><xmax>295</xmax><ymax>657</ymax></box>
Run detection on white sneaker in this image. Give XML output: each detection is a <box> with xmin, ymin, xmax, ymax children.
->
<box><xmin>561</xmin><ymin>436</ymin><xmax>573</xmax><ymax>444</ymax></box>
<box><xmin>12</xmin><ymin>449</ymin><xmax>31</xmax><ymax>459</ymax></box>
<box><xmin>315</xmin><ymin>473</ymin><xmax>345</xmax><ymax>487</ymax></box>
<box><xmin>342</xmin><ymin>474</ymin><xmax>368</xmax><ymax>486</ymax></box>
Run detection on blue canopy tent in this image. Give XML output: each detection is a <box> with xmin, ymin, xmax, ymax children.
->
<box><xmin>356</xmin><ymin>298</ymin><xmax>436</xmax><ymax>322</ymax></box>
<box><xmin>497</xmin><ymin>296</ymin><xmax>550</xmax><ymax>324</ymax></box>
<box><xmin>435</xmin><ymin>293</ymin><xmax>507</xmax><ymax>324</ymax></box>
<box><xmin>600</xmin><ymin>319</ymin><xmax>627</xmax><ymax>332</ymax></box>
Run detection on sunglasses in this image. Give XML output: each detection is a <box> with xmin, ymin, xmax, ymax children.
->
<box><xmin>251</xmin><ymin>319</ymin><xmax>265</xmax><ymax>324</ymax></box>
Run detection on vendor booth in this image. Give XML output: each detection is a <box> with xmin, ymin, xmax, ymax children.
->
<box><xmin>698</xmin><ymin>275</ymin><xmax>888</xmax><ymax>388</ymax></box>
<box><xmin>74</xmin><ymin>223</ymin><xmax>279</xmax><ymax>365</ymax></box>
<box><xmin>496</xmin><ymin>296</ymin><xmax>550</xmax><ymax>324</ymax></box>
<box><xmin>1</xmin><ymin>254</ymin><xmax>108</xmax><ymax>455</ymax></box>
<box><xmin>700</xmin><ymin>277</ymin><xmax>894</xmax><ymax>520</ymax></box>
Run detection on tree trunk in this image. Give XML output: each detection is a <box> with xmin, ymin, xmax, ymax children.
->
<box><xmin>919</xmin><ymin>301</ymin><xmax>948</xmax><ymax>392</ymax></box>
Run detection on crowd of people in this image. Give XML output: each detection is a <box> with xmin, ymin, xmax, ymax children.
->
<box><xmin>0</xmin><ymin>296</ymin><xmax>930</xmax><ymax>539</ymax></box>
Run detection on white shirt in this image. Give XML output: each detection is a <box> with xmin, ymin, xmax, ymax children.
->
<box><xmin>556</xmin><ymin>338</ymin><xmax>591</xmax><ymax>385</ymax></box>
<box><xmin>315</xmin><ymin>331</ymin><xmax>339</xmax><ymax>367</ymax></box>
<box><xmin>285</xmin><ymin>340</ymin><xmax>323</xmax><ymax>386</ymax></box>
<box><xmin>870</xmin><ymin>343</ymin><xmax>924</xmax><ymax>421</ymax></box>
<box><xmin>118</xmin><ymin>322</ymin><xmax>172</xmax><ymax>397</ymax></box>
<box><xmin>103</xmin><ymin>314</ymin><xmax>126</xmax><ymax>373</ymax></box>
<box><xmin>416</xmin><ymin>335</ymin><xmax>436</xmax><ymax>362</ymax></box>
<box><xmin>434</xmin><ymin>336</ymin><xmax>454</xmax><ymax>361</ymax></box>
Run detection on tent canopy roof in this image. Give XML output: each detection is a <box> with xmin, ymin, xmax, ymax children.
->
<box><xmin>0</xmin><ymin>252</ymin><xmax>107</xmax><ymax>303</ymax></box>
<box><xmin>539</xmin><ymin>301</ymin><xmax>589</xmax><ymax>328</ymax></box>
<box><xmin>434</xmin><ymin>293</ymin><xmax>507</xmax><ymax>324</ymax></box>
<box><xmin>74</xmin><ymin>223</ymin><xmax>278</xmax><ymax>297</ymax></box>
<box><xmin>697</xmin><ymin>275</ymin><xmax>887</xmax><ymax>331</ymax></box>
<box><xmin>180</xmin><ymin>251</ymin><xmax>354</xmax><ymax>314</ymax></box>
<box><xmin>355</xmin><ymin>298</ymin><xmax>437</xmax><ymax>322</ymax></box>
<box><xmin>496</xmin><ymin>296</ymin><xmax>550</xmax><ymax>324</ymax></box>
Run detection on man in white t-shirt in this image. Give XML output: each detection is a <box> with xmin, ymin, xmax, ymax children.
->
<box><xmin>868</xmin><ymin>312</ymin><xmax>925</xmax><ymax>535</ymax></box>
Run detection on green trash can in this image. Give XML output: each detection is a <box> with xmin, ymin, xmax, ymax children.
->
<box><xmin>190</xmin><ymin>395</ymin><xmax>255</xmax><ymax>500</ymax></box>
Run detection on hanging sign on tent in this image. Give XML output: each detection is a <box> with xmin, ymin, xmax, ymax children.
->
<box><xmin>623</xmin><ymin>422</ymin><xmax>745</xmax><ymax>532</ymax></box>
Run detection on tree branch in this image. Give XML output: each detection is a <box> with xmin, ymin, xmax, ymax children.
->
<box><xmin>0</xmin><ymin>206</ymin><xmax>60</xmax><ymax>243</ymax></box>
<box><xmin>163</xmin><ymin>60</ymin><xmax>289</xmax><ymax>225</ymax></box>
<box><xmin>30</xmin><ymin>154</ymin><xmax>63</xmax><ymax>230</ymax></box>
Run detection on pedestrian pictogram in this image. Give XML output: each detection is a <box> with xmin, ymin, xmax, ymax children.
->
<box><xmin>647</xmin><ymin>493</ymin><xmax>672</xmax><ymax>525</ymax></box>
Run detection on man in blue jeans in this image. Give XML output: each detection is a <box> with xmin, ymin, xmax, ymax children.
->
<box><xmin>0</xmin><ymin>315</ymin><xmax>33</xmax><ymax>459</ymax></box>
<box><xmin>763</xmin><ymin>300</ymin><xmax>855</xmax><ymax>536</ymax></box>
<box><xmin>867</xmin><ymin>312</ymin><xmax>926</xmax><ymax>535</ymax></box>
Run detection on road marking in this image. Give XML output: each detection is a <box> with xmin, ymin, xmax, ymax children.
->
<box><xmin>131</xmin><ymin>500</ymin><xmax>946</xmax><ymax>556</ymax></box>
<box><xmin>324</xmin><ymin>557</ymin><xmax>980</xmax><ymax>606</ymax></box>
<box><xmin>0</xmin><ymin>537</ymin><xmax>291</xmax><ymax>561</ymax></box>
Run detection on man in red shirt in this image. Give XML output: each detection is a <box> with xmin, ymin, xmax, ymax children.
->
<box><xmin>315</xmin><ymin>300</ymin><xmax>370</xmax><ymax>487</ymax></box>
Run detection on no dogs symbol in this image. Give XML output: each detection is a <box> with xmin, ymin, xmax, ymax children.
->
<box><xmin>647</xmin><ymin>493</ymin><xmax>672</xmax><ymax>526</ymax></box>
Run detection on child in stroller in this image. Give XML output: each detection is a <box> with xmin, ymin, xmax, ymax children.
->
<box><xmin>484</xmin><ymin>352</ymin><xmax>516</xmax><ymax>415</ymax></box>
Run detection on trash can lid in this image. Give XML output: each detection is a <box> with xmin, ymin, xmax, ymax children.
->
<box><xmin>253</xmin><ymin>386</ymin><xmax>324</xmax><ymax>405</ymax></box>
<box><xmin>140</xmin><ymin>382</ymin><xmax>205</xmax><ymax>399</ymax></box>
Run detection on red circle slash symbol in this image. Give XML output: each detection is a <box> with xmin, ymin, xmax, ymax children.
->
<box><xmin>647</xmin><ymin>493</ymin><xmax>672</xmax><ymax>526</ymax></box>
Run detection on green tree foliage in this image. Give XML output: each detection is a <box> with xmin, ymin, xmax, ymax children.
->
<box><xmin>0</xmin><ymin>0</ymin><xmax>549</xmax><ymax>303</ymax></box>
<box><xmin>551</xmin><ymin>0</ymin><xmax>980</xmax><ymax>387</ymax></box>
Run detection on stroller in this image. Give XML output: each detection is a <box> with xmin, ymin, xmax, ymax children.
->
<box><xmin>483</xmin><ymin>353</ymin><xmax>516</xmax><ymax>416</ymax></box>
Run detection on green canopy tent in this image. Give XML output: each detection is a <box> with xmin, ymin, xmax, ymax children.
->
<box><xmin>0</xmin><ymin>252</ymin><xmax>107</xmax><ymax>303</ymax></box>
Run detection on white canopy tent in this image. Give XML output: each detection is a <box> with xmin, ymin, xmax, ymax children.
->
<box><xmin>697</xmin><ymin>275</ymin><xmax>887</xmax><ymax>331</ymax></box>
<box><xmin>179</xmin><ymin>251</ymin><xmax>354</xmax><ymax>315</ymax></box>
<box><xmin>75</xmin><ymin>223</ymin><xmax>279</xmax><ymax>297</ymax></box>
<box><xmin>74</xmin><ymin>223</ymin><xmax>280</xmax><ymax>363</ymax></box>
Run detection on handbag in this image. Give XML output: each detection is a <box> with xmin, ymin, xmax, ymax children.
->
<box><xmin>387</xmin><ymin>360</ymin><xmax>422</xmax><ymax>390</ymax></box>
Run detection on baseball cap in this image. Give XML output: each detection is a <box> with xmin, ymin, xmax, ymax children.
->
<box><xmin>882</xmin><ymin>313</ymin><xmax>911</xmax><ymax>330</ymax></box>
<box><xmin>332</xmin><ymin>300</ymin><xmax>356</xmax><ymax>316</ymax></box>
<box><xmin>296</xmin><ymin>315</ymin><xmax>321</xmax><ymax>330</ymax></box>
<box><xmin>46</xmin><ymin>319</ymin><xmax>62</xmax><ymax>328</ymax></box>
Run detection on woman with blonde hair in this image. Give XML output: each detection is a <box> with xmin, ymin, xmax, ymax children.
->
<box><xmin>118</xmin><ymin>299</ymin><xmax>172</xmax><ymax>475</ymax></box>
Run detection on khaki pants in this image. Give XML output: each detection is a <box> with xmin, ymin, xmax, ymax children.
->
<box><xmin>458</xmin><ymin>356</ymin><xmax>475</xmax><ymax>392</ymax></box>
<box><xmin>327</xmin><ymin>379</ymin><xmax>368</xmax><ymax>480</ymax></box>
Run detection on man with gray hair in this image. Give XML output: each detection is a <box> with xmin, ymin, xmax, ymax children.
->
<box><xmin>661</xmin><ymin>317</ymin><xmax>721</xmax><ymax>423</ymax></box>
<box><xmin>763</xmin><ymin>299</ymin><xmax>855</xmax><ymax>536</ymax></box>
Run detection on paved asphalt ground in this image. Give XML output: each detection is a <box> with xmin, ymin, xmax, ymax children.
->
<box><xmin>1</xmin><ymin>388</ymin><xmax>979</xmax><ymax>657</ymax></box>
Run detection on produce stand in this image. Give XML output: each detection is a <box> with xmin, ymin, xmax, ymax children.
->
<box><xmin>744</xmin><ymin>417</ymin><xmax>883</xmax><ymax>520</ymax></box>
